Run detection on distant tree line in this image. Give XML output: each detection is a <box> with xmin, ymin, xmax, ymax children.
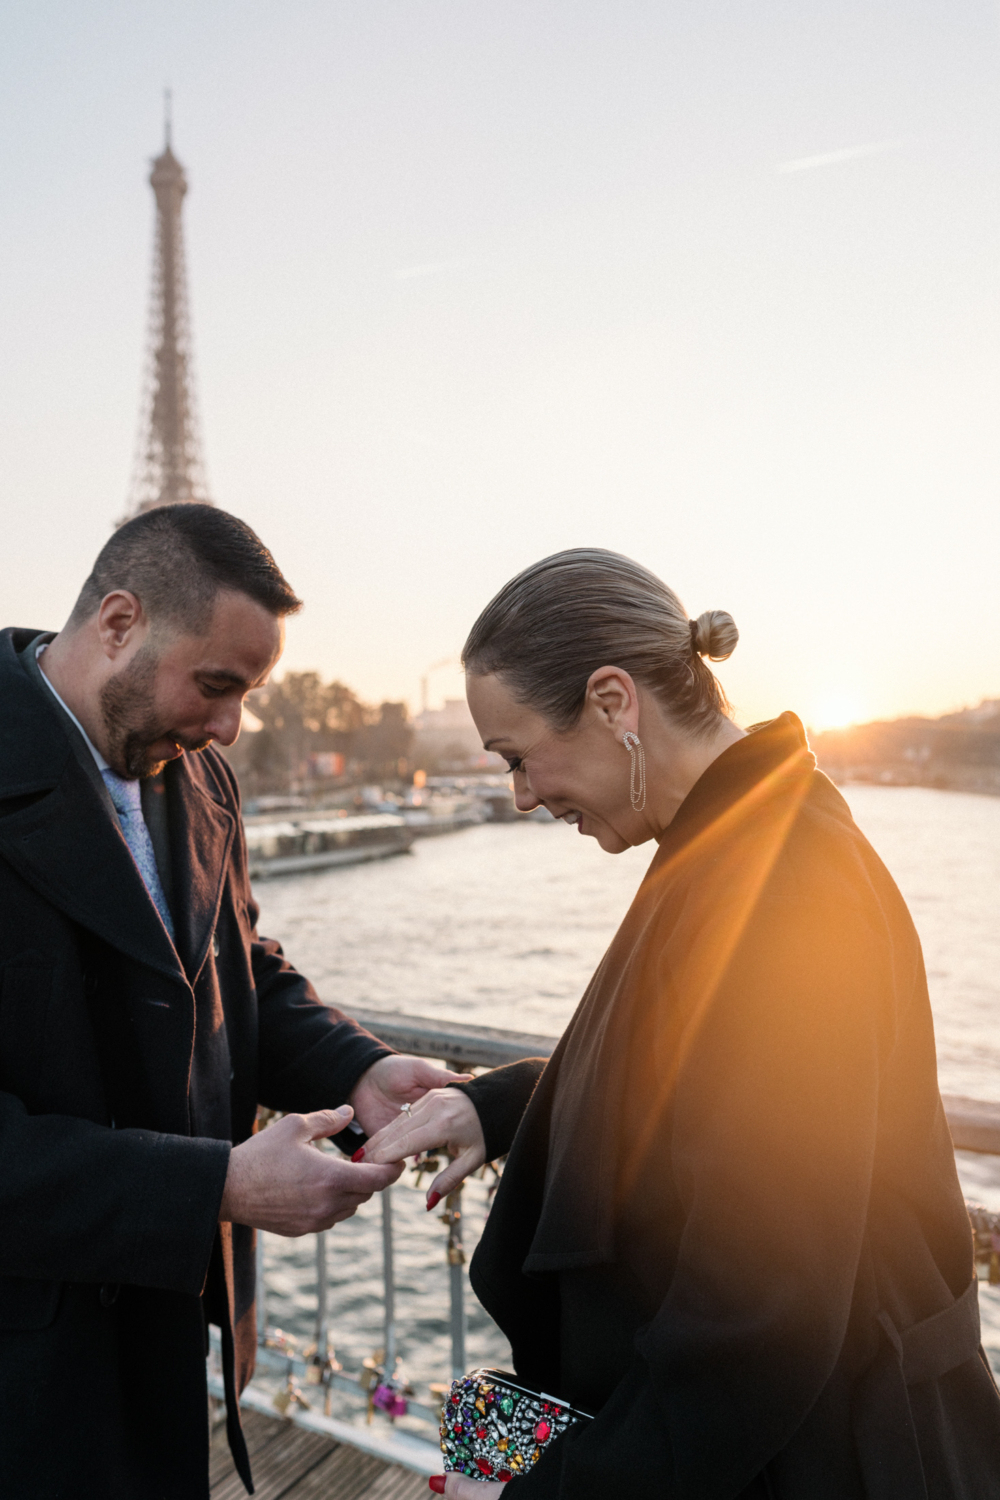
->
<box><xmin>224</xmin><ymin>671</ymin><xmax>413</xmax><ymax>795</ymax></box>
<box><xmin>811</xmin><ymin>699</ymin><xmax>1000</xmax><ymax>796</ymax></box>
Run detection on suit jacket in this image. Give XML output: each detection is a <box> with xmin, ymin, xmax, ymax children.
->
<box><xmin>461</xmin><ymin>715</ymin><xmax>1000</xmax><ymax>1498</ymax></box>
<box><xmin>0</xmin><ymin>626</ymin><xmax>392</xmax><ymax>1499</ymax></box>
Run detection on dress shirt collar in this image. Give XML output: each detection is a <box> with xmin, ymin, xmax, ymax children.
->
<box><xmin>35</xmin><ymin>642</ymin><xmax>110</xmax><ymax>773</ymax></box>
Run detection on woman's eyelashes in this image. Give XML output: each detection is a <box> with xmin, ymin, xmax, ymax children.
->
<box><xmin>504</xmin><ymin>755</ymin><xmax>524</xmax><ymax>774</ymax></box>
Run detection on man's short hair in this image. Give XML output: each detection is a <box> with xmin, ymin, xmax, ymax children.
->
<box><xmin>69</xmin><ymin>504</ymin><xmax>302</xmax><ymax>633</ymax></box>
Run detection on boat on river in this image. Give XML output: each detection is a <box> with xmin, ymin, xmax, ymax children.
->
<box><xmin>245</xmin><ymin>812</ymin><xmax>414</xmax><ymax>879</ymax></box>
<box><xmin>244</xmin><ymin>787</ymin><xmax>552</xmax><ymax>879</ymax></box>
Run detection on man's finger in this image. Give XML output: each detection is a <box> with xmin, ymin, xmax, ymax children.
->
<box><xmin>328</xmin><ymin>1207</ymin><xmax>360</xmax><ymax>1226</ymax></box>
<box><xmin>418</xmin><ymin>1065</ymin><xmax>474</xmax><ymax>1085</ymax></box>
<box><xmin>343</xmin><ymin>1159</ymin><xmax>404</xmax><ymax>1190</ymax></box>
<box><xmin>302</xmin><ymin>1106</ymin><xmax>354</xmax><ymax>1141</ymax></box>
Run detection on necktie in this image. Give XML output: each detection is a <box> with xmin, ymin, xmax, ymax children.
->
<box><xmin>101</xmin><ymin>769</ymin><xmax>176</xmax><ymax>942</ymax></box>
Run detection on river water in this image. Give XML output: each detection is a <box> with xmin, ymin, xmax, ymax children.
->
<box><xmin>252</xmin><ymin>783</ymin><xmax>1000</xmax><ymax>1418</ymax></box>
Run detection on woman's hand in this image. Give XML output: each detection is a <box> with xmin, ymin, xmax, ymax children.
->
<box><xmin>360</xmin><ymin>1087</ymin><xmax>487</xmax><ymax>1207</ymax></box>
<box><xmin>428</xmin><ymin>1475</ymin><xmax>507</xmax><ymax>1496</ymax></box>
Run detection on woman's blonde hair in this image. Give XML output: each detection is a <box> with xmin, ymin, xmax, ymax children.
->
<box><xmin>462</xmin><ymin>548</ymin><xmax>738</xmax><ymax>734</ymax></box>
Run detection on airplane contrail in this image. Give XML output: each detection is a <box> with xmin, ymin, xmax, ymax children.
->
<box><xmin>776</xmin><ymin>138</ymin><xmax>906</xmax><ymax>175</ymax></box>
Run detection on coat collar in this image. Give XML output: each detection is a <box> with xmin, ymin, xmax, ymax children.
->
<box><xmin>0</xmin><ymin>628</ymin><xmax>234</xmax><ymax>986</ymax></box>
<box><xmin>0</xmin><ymin>628</ymin><xmax>75</xmax><ymax>796</ymax></box>
<box><xmin>654</xmin><ymin>711</ymin><xmax>817</xmax><ymax>867</ymax></box>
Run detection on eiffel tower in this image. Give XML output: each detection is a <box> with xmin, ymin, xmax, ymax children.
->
<box><xmin>121</xmin><ymin>98</ymin><xmax>212</xmax><ymax>522</ymax></box>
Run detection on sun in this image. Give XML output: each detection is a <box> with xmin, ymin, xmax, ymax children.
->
<box><xmin>810</xmin><ymin>694</ymin><xmax>864</xmax><ymax>732</ymax></box>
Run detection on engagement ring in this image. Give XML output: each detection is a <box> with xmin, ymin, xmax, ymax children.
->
<box><xmin>400</xmin><ymin>1102</ymin><xmax>412</xmax><ymax>1117</ymax></box>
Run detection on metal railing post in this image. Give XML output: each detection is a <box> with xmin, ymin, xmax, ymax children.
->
<box><xmin>447</xmin><ymin>1185</ymin><xmax>466</xmax><ymax>1380</ymax></box>
<box><xmin>256</xmin><ymin>1230</ymin><xmax>267</xmax><ymax>1343</ymax></box>
<box><xmin>382</xmin><ymin>1185</ymin><xmax>397</xmax><ymax>1374</ymax></box>
<box><xmin>315</xmin><ymin>1230</ymin><xmax>329</xmax><ymax>1363</ymax></box>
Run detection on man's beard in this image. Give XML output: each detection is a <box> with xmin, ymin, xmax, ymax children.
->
<box><xmin>99</xmin><ymin>647</ymin><xmax>210</xmax><ymax>779</ymax></box>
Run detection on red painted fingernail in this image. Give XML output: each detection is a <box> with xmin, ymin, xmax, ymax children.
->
<box><xmin>351</xmin><ymin>1148</ymin><xmax>365</xmax><ymax>1163</ymax></box>
<box><xmin>426</xmin><ymin>1191</ymin><xmax>441</xmax><ymax>1211</ymax></box>
<box><xmin>428</xmin><ymin>1478</ymin><xmax>446</xmax><ymax>1494</ymax></box>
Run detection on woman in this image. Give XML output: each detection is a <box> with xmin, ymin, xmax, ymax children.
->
<box><xmin>363</xmin><ymin>549</ymin><xmax>1000</xmax><ymax>1498</ymax></box>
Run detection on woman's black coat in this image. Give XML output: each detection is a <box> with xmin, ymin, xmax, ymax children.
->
<box><xmin>461</xmin><ymin>714</ymin><xmax>1000</xmax><ymax>1498</ymax></box>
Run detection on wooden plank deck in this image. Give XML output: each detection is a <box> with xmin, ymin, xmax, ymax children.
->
<box><xmin>210</xmin><ymin>1411</ymin><xmax>431</xmax><ymax>1500</ymax></box>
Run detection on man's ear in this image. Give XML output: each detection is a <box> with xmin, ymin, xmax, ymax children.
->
<box><xmin>95</xmin><ymin>591</ymin><xmax>146</xmax><ymax>659</ymax></box>
<box><xmin>584</xmin><ymin>666</ymin><xmax>640</xmax><ymax>736</ymax></box>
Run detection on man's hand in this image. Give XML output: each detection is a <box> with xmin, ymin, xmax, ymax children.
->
<box><xmin>348</xmin><ymin>1055</ymin><xmax>473</xmax><ymax>1137</ymax></box>
<box><xmin>219</xmin><ymin>1106</ymin><xmax>402</xmax><ymax>1235</ymax></box>
<box><xmin>361</xmin><ymin>1087</ymin><xmax>486</xmax><ymax>1208</ymax></box>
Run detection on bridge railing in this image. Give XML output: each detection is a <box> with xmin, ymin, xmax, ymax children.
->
<box><xmin>250</xmin><ymin>1011</ymin><xmax>1000</xmax><ymax>1439</ymax></box>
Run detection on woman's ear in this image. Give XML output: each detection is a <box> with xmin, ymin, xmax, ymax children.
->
<box><xmin>584</xmin><ymin>666</ymin><xmax>640</xmax><ymax>737</ymax></box>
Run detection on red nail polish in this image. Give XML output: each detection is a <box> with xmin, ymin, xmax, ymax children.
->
<box><xmin>426</xmin><ymin>1191</ymin><xmax>441</xmax><ymax>1211</ymax></box>
<box><xmin>428</xmin><ymin>1478</ymin><xmax>446</xmax><ymax>1494</ymax></box>
<box><xmin>351</xmin><ymin>1148</ymin><xmax>365</xmax><ymax>1163</ymax></box>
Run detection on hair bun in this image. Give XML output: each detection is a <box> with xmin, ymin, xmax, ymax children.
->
<box><xmin>691</xmin><ymin>610</ymin><xmax>738</xmax><ymax>662</ymax></box>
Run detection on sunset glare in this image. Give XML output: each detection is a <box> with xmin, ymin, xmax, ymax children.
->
<box><xmin>808</xmin><ymin>696</ymin><xmax>866</xmax><ymax>734</ymax></box>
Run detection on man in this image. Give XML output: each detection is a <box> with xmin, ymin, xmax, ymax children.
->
<box><xmin>0</xmin><ymin>504</ymin><xmax>464</xmax><ymax>1498</ymax></box>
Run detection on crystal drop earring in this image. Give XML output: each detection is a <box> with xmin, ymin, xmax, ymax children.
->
<box><xmin>622</xmin><ymin>731</ymin><xmax>646</xmax><ymax>812</ymax></box>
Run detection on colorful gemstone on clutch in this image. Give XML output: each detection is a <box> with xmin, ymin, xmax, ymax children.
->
<box><xmin>451</xmin><ymin>1393</ymin><xmax>461</xmax><ymax>1404</ymax></box>
<box><xmin>498</xmin><ymin>1471</ymin><xmax>513</xmax><ymax>1483</ymax></box>
<box><xmin>534</xmin><ymin>1421</ymin><xmax>551</xmax><ymax>1443</ymax></box>
<box><xmin>500</xmin><ymin>1396</ymin><xmax>514</xmax><ymax>1416</ymax></box>
<box><xmin>475</xmin><ymin>1459</ymin><xmax>494</xmax><ymax>1476</ymax></box>
<box><xmin>476</xmin><ymin>1427</ymin><xmax>487</xmax><ymax>1439</ymax></box>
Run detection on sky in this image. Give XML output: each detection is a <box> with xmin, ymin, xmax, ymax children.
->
<box><xmin>2</xmin><ymin>1</ymin><xmax>998</xmax><ymax>729</ymax></box>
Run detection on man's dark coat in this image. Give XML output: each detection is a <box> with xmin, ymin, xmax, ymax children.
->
<box><xmin>0</xmin><ymin>627</ymin><xmax>390</xmax><ymax>1498</ymax></box>
<box><xmin>461</xmin><ymin>715</ymin><xmax>1000</xmax><ymax>1498</ymax></box>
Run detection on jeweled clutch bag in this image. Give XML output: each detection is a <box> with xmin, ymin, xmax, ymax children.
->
<box><xmin>440</xmin><ymin>1368</ymin><xmax>591</xmax><ymax>1483</ymax></box>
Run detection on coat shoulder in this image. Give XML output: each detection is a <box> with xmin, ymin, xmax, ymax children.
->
<box><xmin>790</xmin><ymin>776</ymin><xmax>911</xmax><ymax>924</ymax></box>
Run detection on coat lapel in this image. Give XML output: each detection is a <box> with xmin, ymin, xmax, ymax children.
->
<box><xmin>167</xmin><ymin>752</ymin><xmax>235</xmax><ymax>985</ymax></box>
<box><xmin>0</xmin><ymin>760</ymin><xmax>185</xmax><ymax>981</ymax></box>
<box><xmin>0</xmin><ymin>635</ymin><xmax>185</xmax><ymax>982</ymax></box>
